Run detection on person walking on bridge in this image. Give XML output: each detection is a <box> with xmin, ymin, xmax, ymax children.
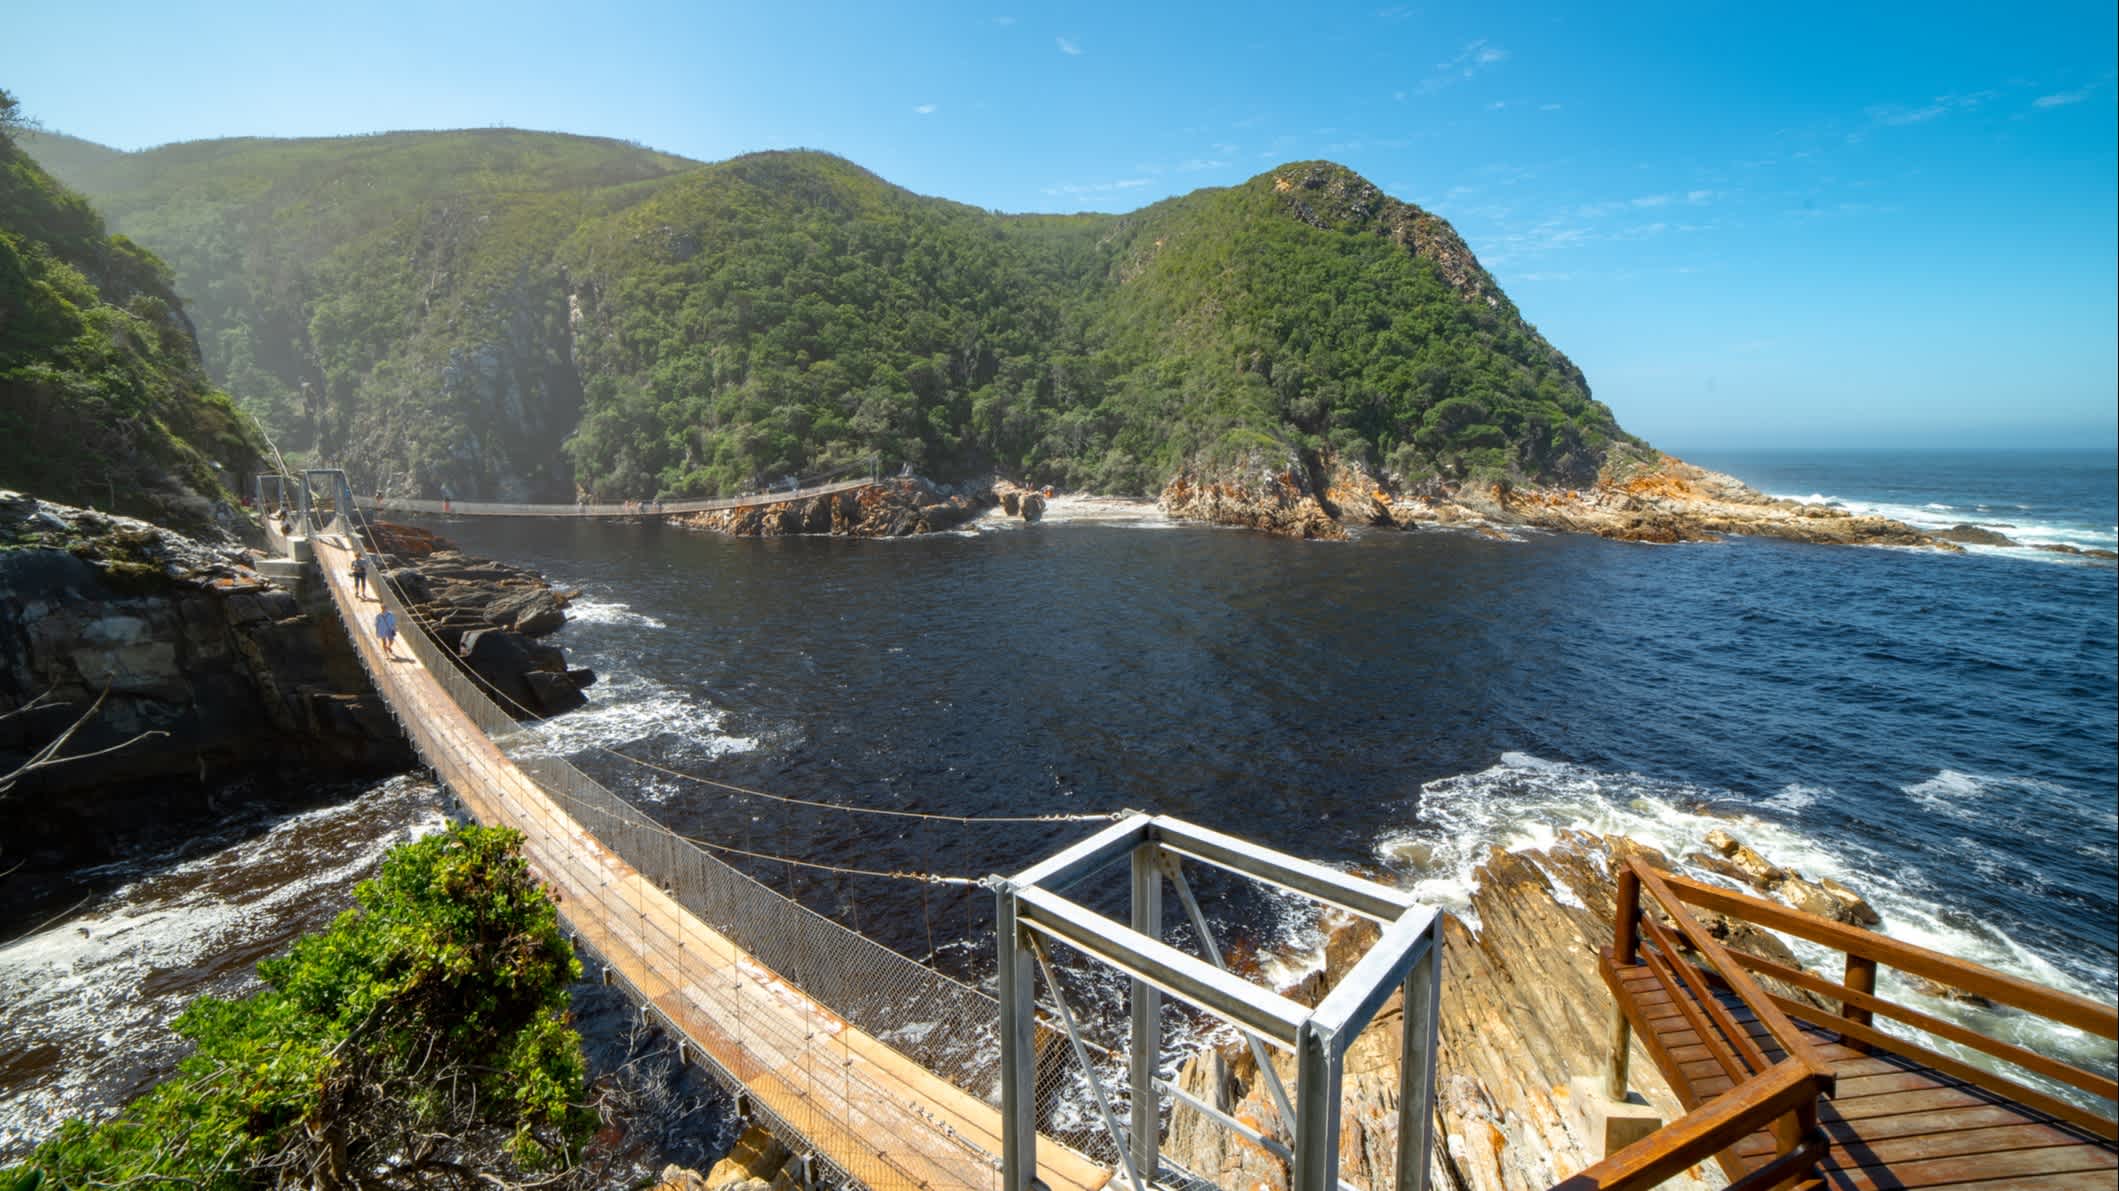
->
<box><xmin>349</xmin><ymin>552</ymin><xmax>369</xmax><ymax>598</ymax></box>
<box><xmin>375</xmin><ymin>607</ymin><xmax>399</xmax><ymax>658</ymax></box>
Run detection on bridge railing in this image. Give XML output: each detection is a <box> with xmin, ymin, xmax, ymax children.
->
<box><xmin>310</xmin><ymin>500</ymin><xmax>1131</xmax><ymax>1186</ymax></box>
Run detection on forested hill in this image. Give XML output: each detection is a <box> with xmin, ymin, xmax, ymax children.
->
<box><xmin>0</xmin><ymin>104</ymin><xmax>260</xmax><ymax>533</ymax></box>
<box><xmin>27</xmin><ymin>127</ymin><xmax>1639</xmax><ymax>503</ymax></box>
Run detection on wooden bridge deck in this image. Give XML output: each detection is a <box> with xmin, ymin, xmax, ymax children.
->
<box><xmin>310</xmin><ymin>532</ymin><xmax>1108</xmax><ymax>1191</ymax></box>
<box><xmin>1611</xmin><ymin>961</ymin><xmax>2118</xmax><ymax>1190</ymax></box>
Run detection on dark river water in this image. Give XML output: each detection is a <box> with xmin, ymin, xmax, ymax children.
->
<box><xmin>4</xmin><ymin>451</ymin><xmax>2114</xmax><ymax>1158</ymax></box>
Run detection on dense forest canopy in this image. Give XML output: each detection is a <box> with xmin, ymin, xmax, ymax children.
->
<box><xmin>0</xmin><ymin>97</ymin><xmax>260</xmax><ymax>532</ymax></box>
<box><xmin>24</xmin><ymin>126</ymin><xmax>1639</xmax><ymax>504</ymax></box>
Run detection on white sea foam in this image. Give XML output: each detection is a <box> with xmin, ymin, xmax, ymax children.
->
<box><xmin>495</xmin><ymin>672</ymin><xmax>757</xmax><ymax>764</ymax></box>
<box><xmin>0</xmin><ymin>779</ymin><xmax>446</xmax><ymax>1152</ymax></box>
<box><xmin>1772</xmin><ymin>490</ymin><xmax>2116</xmax><ymax>558</ymax></box>
<box><xmin>1368</xmin><ymin>753</ymin><xmax>2117</xmax><ymax>1093</ymax></box>
<box><xmin>563</xmin><ymin>596</ymin><xmax>667</xmax><ymax>630</ymax></box>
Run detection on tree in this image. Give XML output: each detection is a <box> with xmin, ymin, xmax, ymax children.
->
<box><xmin>12</xmin><ymin>824</ymin><xmax>596</xmax><ymax>1189</ymax></box>
<box><xmin>0</xmin><ymin>89</ymin><xmax>26</xmax><ymax>141</ymax></box>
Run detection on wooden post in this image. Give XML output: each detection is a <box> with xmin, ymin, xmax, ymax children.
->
<box><xmin>1607</xmin><ymin>863</ymin><xmax>1641</xmax><ymax>1099</ymax></box>
<box><xmin>1605</xmin><ymin>1002</ymin><xmax>1634</xmax><ymax>1102</ymax></box>
<box><xmin>1842</xmin><ymin>954</ymin><xmax>1878</xmax><ymax>1053</ymax></box>
<box><xmin>1614</xmin><ymin>865</ymin><xmax>1641</xmax><ymax>964</ymax></box>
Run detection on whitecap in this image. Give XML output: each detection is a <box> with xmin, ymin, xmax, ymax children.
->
<box><xmin>1372</xmin><ymin>753</ymin><xmax>2116</xmax><ymax>1085</ymax></box>
<box><xmin>492</xmin><ymin>673</ymin><xmax>757</xmax><ymax>763</ymax></box>
<box><xmin>563</xmin><ymin>597</ymin><xmax>667</xmax><ymax>630</ymax></box>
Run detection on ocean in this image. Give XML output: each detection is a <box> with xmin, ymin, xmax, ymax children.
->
<box><xmin>3</xmin><ymin>446</ymin><xmax>2114</xmax><ymax>1152</ymax></box>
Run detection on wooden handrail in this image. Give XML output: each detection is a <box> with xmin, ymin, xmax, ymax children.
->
<box><xmin>1551</xmin><ymin>1059</ymin><xmax>1827</xmax><ymax>1191</ymax></box>
<box><xmin>1656</xmin><ymin>870</ymin><xmax>2118</xmax><ymax>1039</ymax></box>
<box><xmin>1627</xmin><ymin>862</ymin><xmax>1836</xmax><ymax>1080</ymax></box>
<box><xmin>1727</xmin><ymin>947</ymin><xmax>2119</xmax><ymax>1105</ymax></box>
<box><xmin>1764</xmin><ymin>989</ymin><xmax>2119</xmax><ymax>1141</ymax></box>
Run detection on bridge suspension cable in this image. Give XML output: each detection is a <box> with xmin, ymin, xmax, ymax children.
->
<box><xmin>345</xmin><ymin>491</ymin><xmax>1128</xmax><ymax>828</ymax></box>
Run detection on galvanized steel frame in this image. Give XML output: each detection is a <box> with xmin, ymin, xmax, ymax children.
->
<box><xmin>994</xmin><ymin>814</ymin><xmax>1442</xmax><ymax>1191</ymax></box>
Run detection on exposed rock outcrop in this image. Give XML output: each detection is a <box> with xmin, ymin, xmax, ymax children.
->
<box><xmin>0</xmin><ymin>493</ymin><xmax>413</xmax><ymax>932</ymax></box>
<box><xmin>1160</xmin><ymin>447</ymin><xmax>1965</xmax><ymax>552</ymax></box>
<box><xmin>1163</xmin><ymin>828</ymin><xmax>1895</xmax><ymax>1190</ymax></box>
<box><xmin>1159</xmin><ymin>446</ymin><xmax>1347</xmax><ymax>540</ymax></box>
<box><xmin>674</xmin><ymin>477</ymin><xmax>1049</xmax><ymax>538</ymax></box>
<box><xmin>354</xmin><ymin>522</ymin><xmax>593</xmax><ymax>716</ymax></box>
<box><xmin>0</xmin><ymin>498</ymin><xmax>598</xmax><ymax>932</ymax></box>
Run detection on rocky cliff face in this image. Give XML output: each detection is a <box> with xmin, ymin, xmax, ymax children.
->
<box><xmin>0</xmin><ymin>492</ymin><xmax>413</xmax><ymax>931</ymax></box>
<box><xmin>0</xmin><ymin>497</ymin><xmax>598</xmax><ymax>932</ymax></box>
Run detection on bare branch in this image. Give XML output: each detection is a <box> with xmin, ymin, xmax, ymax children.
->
<box><xmin>1</xmin><ymin>685</ymin><xmax>169</xmax><ymax>797</ymax></box>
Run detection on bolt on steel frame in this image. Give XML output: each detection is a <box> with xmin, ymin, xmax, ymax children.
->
<box><xmin>992</xmin><ymin>814</ymin><xmax>1442</xmax><ymax>1191</ymax></box>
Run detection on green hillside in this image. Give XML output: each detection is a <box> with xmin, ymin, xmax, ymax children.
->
<box><xmin>0</xmin><ymin>98</ymin><xmax>260</xmax><ymax>532</ymax></box>
<box><xmin>27</xmin><ymin>125</ymin><xmax>1638</xmax><ymax>504</ymax></box>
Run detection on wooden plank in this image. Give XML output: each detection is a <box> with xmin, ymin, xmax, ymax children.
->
<box><xmin>311</xmin><ymin>534</ymin><xmax>1110</xmax><ymax>1191</ymax></box>
<box><xmin>1803</xmin><ymin>1141</ymin><xmax>2115</xmax><ymax>1191</ymax></box>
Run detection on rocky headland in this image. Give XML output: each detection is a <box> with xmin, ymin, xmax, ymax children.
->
<box><xmin>1160</xmin><ymin>446</ymin><xmax>1991</xmax><ymax>551</ymax></box>
<box><xmin>0</xmin><ymin>493</ymin><xmax>591</xmax><ymax>934</ymax></box>
<box><xmin>666</xmin><ymin>453</ymin><xmax>2116</xmax><ymax>560</ymax></box>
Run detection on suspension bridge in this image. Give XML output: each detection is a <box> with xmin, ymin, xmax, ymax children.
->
<box><xmin>253</xmin><ymin>467</ymin><xmax>2116</xmax><ymax>1191</ymax></box>
<box><xmin>262</xmin><ymin>469</ymin><xmax>1445</xmax><ymax>1191</ymax></box>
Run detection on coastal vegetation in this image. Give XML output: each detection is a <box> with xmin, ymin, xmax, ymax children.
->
<box><xmin>0</xmin><ymin>93</ymin><xmax>260</xmax><ymax>534</ymax></box>
<box><xmin>23</xmin><ymin>127</ymin><xmax>1634</xmax><ymax>505</ymax></box>
<box><xmin>6</xmin><ymin>824</ymin><xmax>594</xmax><ymax>1189</ymax></box>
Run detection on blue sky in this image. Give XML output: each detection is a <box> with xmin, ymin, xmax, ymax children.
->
<box><xmin>6</xmin><ymin>0</ymin><xmax>2114</xmax><ymax>448</ymax></box>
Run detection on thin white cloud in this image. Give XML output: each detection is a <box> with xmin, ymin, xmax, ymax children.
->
<box><xmin>1631</xmin><ymin>194</ymin><xmax>1670</xmax><ymax>208</ymax></box>
<box><xmin>1866</xmin><ymin>90</ymin><xmax>1995</xmax><ymax>127</ymax></box>
<box><xmin>914</xmin><ymin>103</ymin><xmax>938</xmax><ymax>115</ymax></box>
<box><xmin>1176</xmin><ymin>158</ymin><xmax>1229</xmax><ymax>171</ymax></box>
<box><xmin>1418</xmin><ymin>38</ymin><xmax>1509</xmax><ymax>93</ymax></box>
<box><xmin>1392</xmin><ymin>90</ymin><xmax>1408</xmax><ymax>102</ymax></box>
<box><xmin>1685</xmin><ymin>189</ymin><xmax>1715</xmax><ymax>203</ymax></box>
<box><xmin>993</xmin><ymin>15</ymin><xmax>1017</xmax><ymax>26</ymax></box>
<box><xmin>2034</xmin><ymin>87</ymin><xmax>2091</xmax><ymax>108</ymax></box>
<box><xmin>1539</xmin><ymin>102</ymin><xmax>1563</xmax><ymax>111</ymax></box>
<box><xmin>1056</xmin><ymin>35</ymin><xmax>1082</xmax><ymax>55</ymax></box>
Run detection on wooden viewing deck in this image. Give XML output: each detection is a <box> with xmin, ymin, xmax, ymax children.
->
<box><xmin>1568</xmin><ymin>859</ymin><xmax>2117</xmax><ymax>1191</ymax></box>
<box><xmin>309</xmin><ymin>530</ymin><xmax>1109</xmax><ymax>1191</ymax></box>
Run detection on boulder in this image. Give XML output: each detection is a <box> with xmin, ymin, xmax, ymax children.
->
<box><xmin>1932</xmin><ymin>523</ymin><xmax>2017</xmax><ymax>547</ymax></box>
<box><xmin>700</xmin><ymin>1124</ymin><xmax>790</xmax><ymax>1189</ymax></box>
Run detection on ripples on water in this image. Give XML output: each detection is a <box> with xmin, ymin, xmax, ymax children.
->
<box><xmin>5</xmin><ymin>452</ymin><xmax>2114</xmax><ymax>1153</ymax></box>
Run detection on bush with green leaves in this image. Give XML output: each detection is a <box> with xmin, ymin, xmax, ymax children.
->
<box><xmin>9</xmin><ymin>823</ymin><xmax>594</xmax><ymax>1189</ymax></box>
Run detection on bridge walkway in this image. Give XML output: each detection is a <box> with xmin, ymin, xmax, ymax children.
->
<box><xmin>375</xmin><ymin>478</ymin><xmax>877</xmax><ymax>519</ymax></box>
<box><xmin>308</xmin><ymin>529</ymin><xmax>1108</xmax><ymax>1191</ymax></box>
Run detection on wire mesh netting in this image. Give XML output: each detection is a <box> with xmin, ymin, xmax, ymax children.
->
<box><xmin>306</xmin><ymin>497</ymin><xmax>1132</xmax><ymax>1187</ymax></box>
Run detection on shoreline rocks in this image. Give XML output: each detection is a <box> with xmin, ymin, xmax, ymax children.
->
<box><xmin>0</xmin><ymin>495</ymin><xmax>594</xmax><ymax>933</ymax></box>
<box><xmin>355</xmin><ymin>522</ymin><xmax>594</xmax><ymax>716</ymax></box>
<box><xmin>671</xmin><ymin>477</ymin><xmax>1049</xmax><ymax>538</ymax></box>
<box><xmin>1153</xmin><ymin>447</ymin><xmax>1987</xmax><ymax>552</ymax></box>
<box><xmin>1162</xmin><ymin>826</ymin><xmax>1893</xmax><ymax>1190</ymax></box>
